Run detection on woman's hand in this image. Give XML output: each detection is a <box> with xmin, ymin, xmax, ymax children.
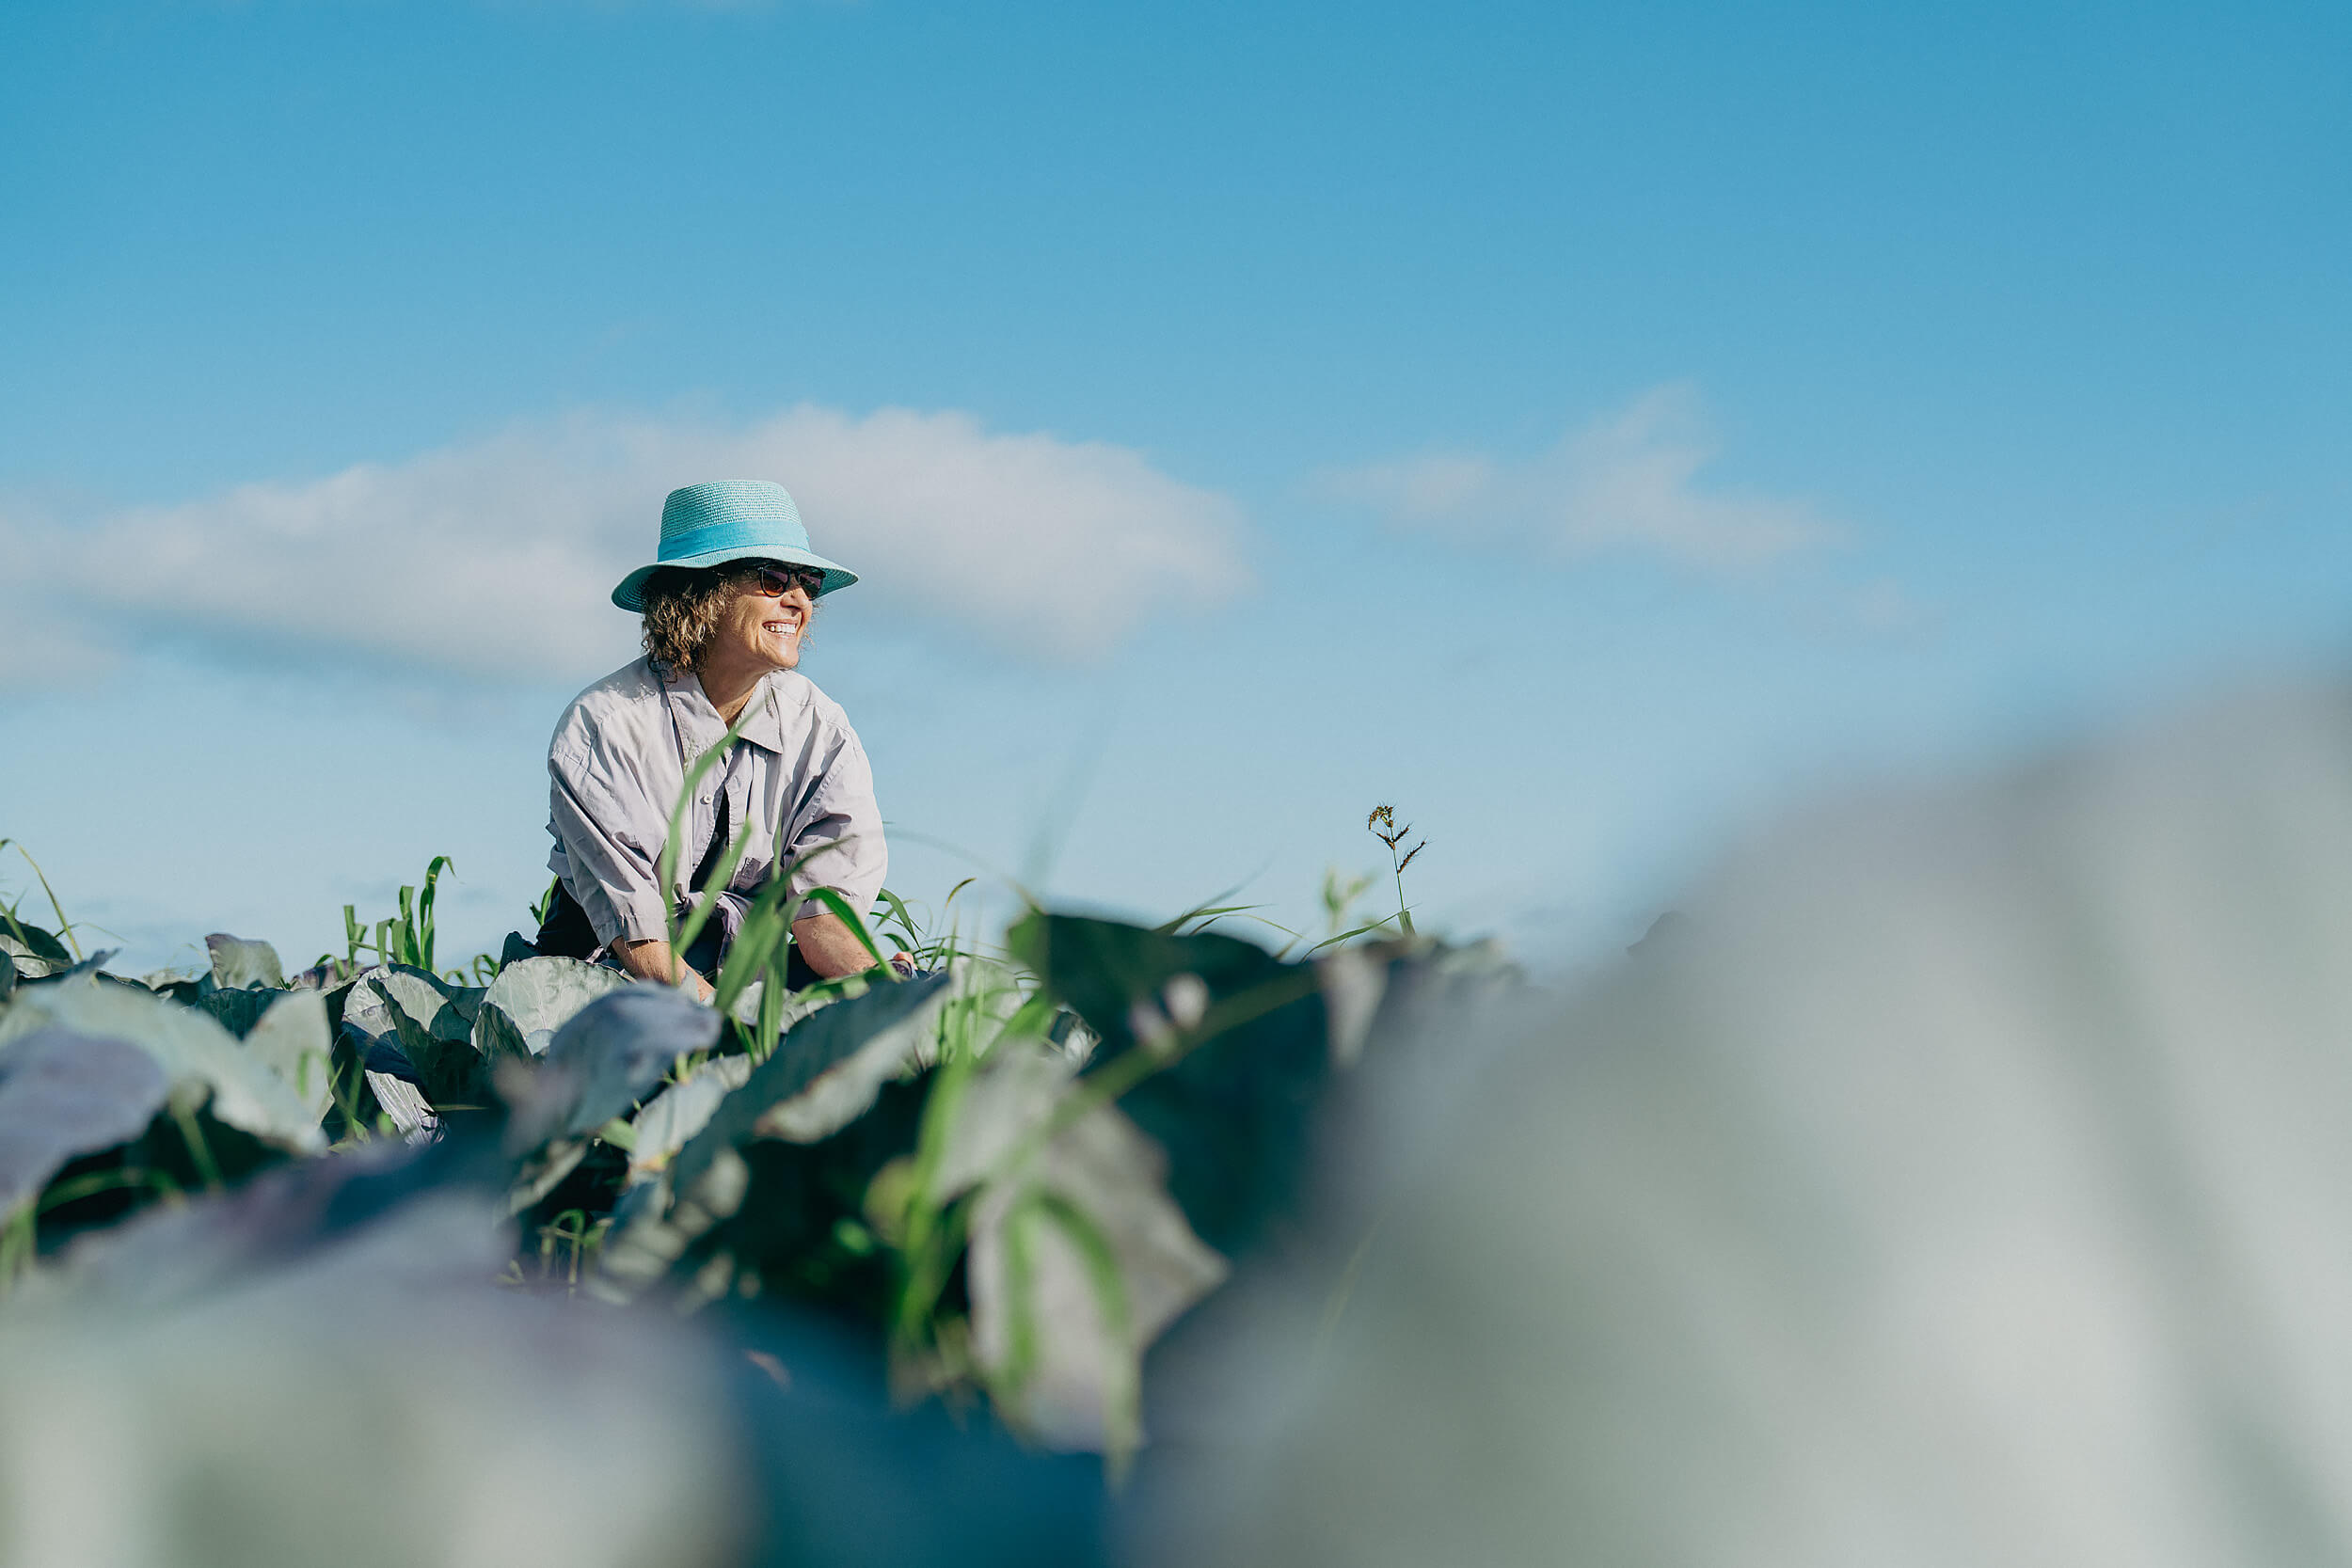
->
<box><xmin>612</xmin><ymin>937</ymin><xmax>716</xmax><ymax>1005</ymax></box>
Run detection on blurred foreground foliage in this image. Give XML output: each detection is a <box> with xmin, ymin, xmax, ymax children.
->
<box><xmin>0</xmin><ymin>850</ymin><xmax>1518</xmax><ymax>1564</ymax></box>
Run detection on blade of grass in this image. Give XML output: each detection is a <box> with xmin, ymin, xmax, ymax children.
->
<box><xmin>37</xmin><ymin>1166</ymin><xmax>183</xmax><ymax>1214</ymax></box>
<box><xmin>711</xmin><ymin>867</ymin><xmax>810</xmax><ymax>1017</ymax></box>
<box><xmin>0</xmin><ymin>1206</ymin><xmax>31</xmax><ymax>1291</ymax></box>
<box><xmin>889</xmin><ymin>1040</ymin><xmax>984</xmax><ymax>1366</ymax></box>
<box><xmin>755</xmin><ymin>951</ymin><xmax>787</xmax><ymax>1058</ymax></box>
<box><xmin>171</xmin><ymin>1103</ymin><xmax>225</xmax><ymax>1193</ymax></box>
<box><xmin>804</xmin><ymin>886</ymin><xmax>890</xmax><ymax>973</ymax></box>
<box><xmin>1154</xmin><ymin>903</ymin><xmax>1249</xmax><ymax>933</ymax></box>
<box><xmin>1151</xmin><ymin>876</ymin><xmax>1259</xmax><ymax>936</ymax></box>
<box><xmin>1302</xmin><ymin>917</ymin><xmax>1401</xmax><ymax>956</ymax></box>
<box><xmin>708</xmin><ymin>833</ymin><xmax>849</xmax><ymax>1017</ymax></box>
<box><xmin>672</xmin><ymin>814</ymin><xmax>755</xmax><ymax>967</ymax></box>
<box><xmin>396</xmin><ymin>885</ymin><xmax>418</xmax><ymax>968</ymax></box>
<box><xmin>874</xmin><ymin>886</ymin><xmax>918</xmax><ymax>934</ymax></box>
<box><xmin>417</xmin><ymin>855</ymin><xmax>453</xmax><ymax>975</ymax></box>
<box><xmin>1031</xmin><ymin>1188</ymin><xmax>1142</xmax><ymax>1482</ymax></box>
<box><xmin>2</xmin><ymin>840</ymin><xmax>83</xmax><ymax>959</ymax></box>
<box><xmin>0</xmin><ymin>841</ymin><xmax>38</xmax><ymax>951</ymax></box>
<box><xmin>659</xmin><ymin>703</ymin><xmax>761</xmax><ymax>981</ymax></box>
<box><xmin>874</xmin><ymin>887</ymin><xmax>927</xmax><ymax>953</ymax></box>
<box><xmin>993</xmin><ymin>1187</ymin><xmax>1044</xmax><ymax>1402</ymax></box>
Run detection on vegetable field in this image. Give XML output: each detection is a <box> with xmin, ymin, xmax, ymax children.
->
<box><xmin>0</xmin><ymin>836</ymin><xmax>1515</xmax><ymax>1565</ymax></box>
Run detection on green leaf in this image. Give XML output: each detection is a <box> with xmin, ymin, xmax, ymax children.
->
<box><xmin>475</xmin><ymin>957</ymin><xmax>629</xmax><ymax>1057</ymax></box>
<box><xmin>1006</xmin><ymin>911</ymin><xmax>1297</xmax><ymax>1066</ymax></box>
<box><xmin>204</xmin><ymin>933</ymin><xmax>285</xmax><ymax>991</ymax></box>
<box><xmin>595</xmin><ymin>974</ymin><xmax>954</xmax><ymax>1304</ymax></box>
<box><xmin>0</xmin><ymin>977</ymin><xmax>326</xmax><ymax>1153</ymax></box>
<box><xmin>196</xmin><ymin>988</ymin><xmax>278</xmax><ymax>1040</ymax></box>
<box><xmin>506</xmin><ymin>986</ymin><xmax>722</xmax><ymax>1149</ymax></box>
<box><xmin>671</xmin><ymin>971</ymin><xmax>951</xmax><ymax>1200</ymax></box>
<box><xmin>341</xmin><ymin>965</ymin><xmax>488</xmax><ymax>1108</ymax></box>
<box><xmin>473</xmin><ymin>1000</ymin><xmax>532</xmax><ymax>1064</ymax></box>
<box><xmin>0</xmin><ymin>913</ymin><xmax>70</xmax><ymax>966</ymax></box>
<box><xmin>368</xmin><ymin>1074</ymin><xmax>437</xmax><ymax>1140</ymax></box>
<box><xmin>946</xmin><ymin>1040</ymin><xmax>1226</xmax><ymax>1455</ymax></box>
<box><xmin>0</xmin><ymin>927</ymin><xmax>70</xmax><ymax>982</ymax></box>
<box><xmin>625</xmin><ymin>1054</ymin><xmax>755</xmax><ymax>1182</ymax></box>
<box><xmin>596</xmin><ymin>1073</ymin><xmax>936</xmax><ymax>1311</ymax></box>
<box><xmin>28</xmin><ymin>1142</ymin><xmax>514</xmax><ymax>1309</ymax></box>
<box><xmin>386</xmin><ymin>1000</ymin><xmax>483</xmax><ymax>1110</ymax></box>
<box><xmin>1005</xmin><ymin>911</ymin><xmax>1328</xmax><ymax>1258</ymax></box>
<box><xmin>240</xmin><ymin>991</ymin><xmax>334</xmax><ymax>1122</ymax></box>
<box><xmin>342</xmin><ymin>965</ymin><xmax>476</xmax><ymax>1050</ymax></box>
<box><xmin>0</xmin><ymin>1026</ymin><xmax>171</xmax><ymax>1223</ymax></box>
<box><xmin>1027</xmin><ymin>1192</ymin><xmax>1141</xmax><ymax>1473</ymax></box>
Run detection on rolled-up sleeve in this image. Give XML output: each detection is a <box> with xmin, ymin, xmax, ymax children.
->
<box><xmin>548</xmin><ymin>736</ymin><xmax>674</xmax><ymax>947</ymax></box>
<box><xmin>783</xmin><ymin>731</ymin><xmax>888</xmax><ymax>919</ymax></box>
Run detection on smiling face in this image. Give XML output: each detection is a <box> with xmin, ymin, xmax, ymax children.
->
<box><xmin>706</xmin><ymin>560</ymin><xmax>817</xmax><ymax>676</ymax></box>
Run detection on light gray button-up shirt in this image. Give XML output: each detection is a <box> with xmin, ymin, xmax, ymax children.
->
<box><xmin>546</xmin><ymin>657</ymin><xmax>888</xmax><ymax>948</ymax></box>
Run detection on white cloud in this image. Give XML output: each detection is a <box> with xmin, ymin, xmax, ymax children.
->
<box><xmin>0</xmin><ymin>405</ymin><xmax>1248</xmax><ymax>684</ymax></box>
<box><xmin>1324</xmin><ymin>383</ymin><xmax>1839</xmax><ymax>570</ymax></box>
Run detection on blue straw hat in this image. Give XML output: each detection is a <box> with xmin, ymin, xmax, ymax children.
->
<box><xmin>611</xmin><ymin>481</ymin><xmax>860</xmax><ymax>611</ymax></box>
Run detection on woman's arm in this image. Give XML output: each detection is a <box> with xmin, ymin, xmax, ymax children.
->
<box><xmin>624</xmin><ymin>919</ymin><xmax>889</xmax><ymax>994</ymax></box>
<box><xmin>790</xmin><ymin>910</ymin><xmax>882</xmax><ymax>979</ymax></box>
<box><xmin>775</xmin><ymin>721</ymin><xmax>898</xmax><ymax>982</ymax></box>
<box><xmin>549</xmin><ymin>709</ymin><xmax>684</xmax><ymax>964</ymax></box>
<box><xmin>622</xmin><ymin>915</ymin><xmax>910</xmax><ymax>1001</ymax></box>
<box><xmin>612</xmin><ymin>937</ymin><xmax>715</xmax><ymax>1003</ymax></box>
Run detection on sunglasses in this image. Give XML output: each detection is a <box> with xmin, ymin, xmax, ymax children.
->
<box><xmin>739</xmin><ymin>562</ymin><xmax>826</xmax><ymax>599</ymax></box>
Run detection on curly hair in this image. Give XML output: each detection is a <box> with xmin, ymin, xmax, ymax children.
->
<box><xmin>639</xmin><ymin>559</ymin><xmax>814</xmax><ymax>673</ymax></box>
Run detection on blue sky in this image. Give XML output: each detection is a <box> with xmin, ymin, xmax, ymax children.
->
<box><xmin>3</xmin><ymin>0</ymin><xmax>2347</xmax><ymax>976</ymax></box>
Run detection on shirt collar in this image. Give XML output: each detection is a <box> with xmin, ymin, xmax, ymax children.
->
<box><xmin>658</xmin><ymin>663</ymin><xmax>792</xmax><ymax>757</ymax></box>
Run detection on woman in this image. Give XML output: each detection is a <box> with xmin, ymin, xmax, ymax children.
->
<box><xmin>537</xmin><ymin>480</ymin><xmax>888</xmax><ymax>1000</ymax></box>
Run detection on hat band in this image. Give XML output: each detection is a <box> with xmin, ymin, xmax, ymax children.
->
<box><xmin>660</xmin><ymin>519</ymin><xmax>799</xmax><ymax>561</ymax></box>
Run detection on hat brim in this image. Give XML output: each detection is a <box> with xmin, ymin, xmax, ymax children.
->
<box><xmin>612</xmin><ymin>546</ymin><xmax>859</xmax><ymax>612</ymax></box>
